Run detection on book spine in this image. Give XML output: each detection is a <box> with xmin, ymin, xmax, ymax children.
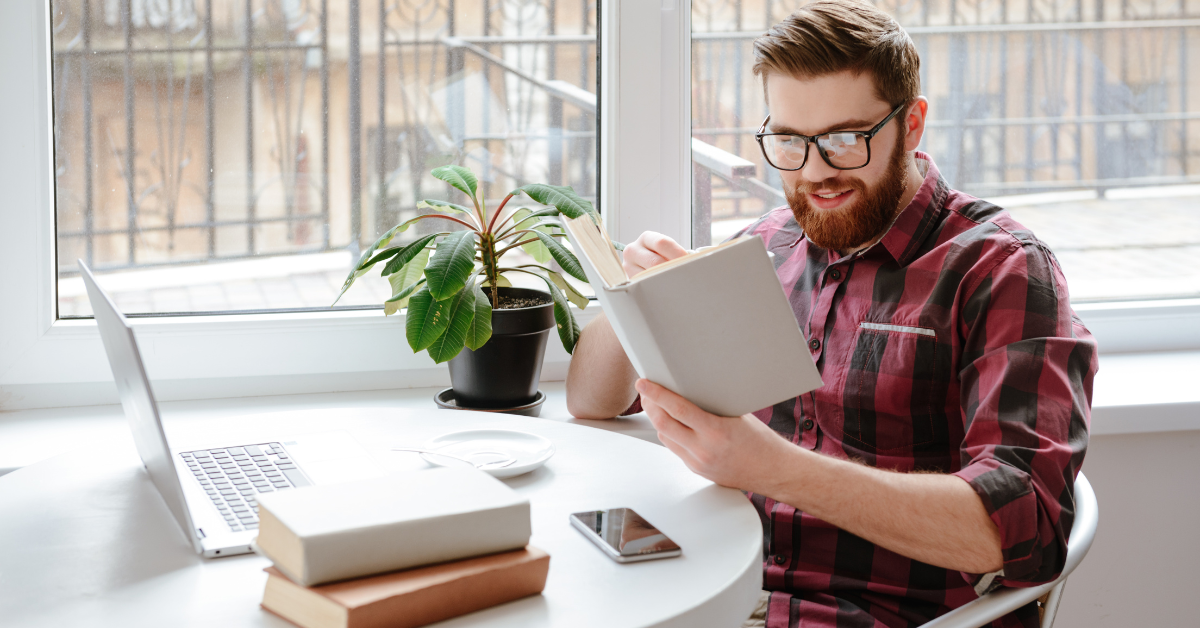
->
<box><xmin>298</xmin><ymin>501</ymin><xmax>532</xmax><ymax>586</ymax></box>
<box><xmin>351</xmin><ymin>552</ymin><xmax>551</xmax><ymax>628</ymax></box>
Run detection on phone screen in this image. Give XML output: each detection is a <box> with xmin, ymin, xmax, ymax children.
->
<box><xmin>570</xmin><ymin>508</ymin><xmax>681</xmax><ymax>562</ymax></box>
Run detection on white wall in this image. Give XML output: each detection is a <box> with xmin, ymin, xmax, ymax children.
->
<box><xmin>1057</xmin><ymin>429</ymin><xmax>1200</xmax><ymax>628</ymax></box>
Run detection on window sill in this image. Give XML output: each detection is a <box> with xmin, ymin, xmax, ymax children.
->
<box><xmin>1</xmin><ymin>347</ymin><xmax>1195</xmax><ymax>477</ymax></box>
<box><xmin>1090</xmin><ymin>350</ymin><xmax>1200</xmax><ymax>436</ymax></box>
<box><xmin>0</xmin><ymin>381</ymin><xmax>660</xmax><ymax>476</ymax></box>
<box><xmin>0</xmin><ymin>304</ymin><xmax>605</xmax><ymax>411</ymax></box>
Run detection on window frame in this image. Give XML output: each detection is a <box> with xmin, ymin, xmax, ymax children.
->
<box><xmin>1</xmin><ymin>0</ymin><xmax>1194</xmax><ymax>411</ymax></box>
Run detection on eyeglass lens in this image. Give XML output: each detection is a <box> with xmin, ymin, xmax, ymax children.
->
<box><xmin>762</xmin><ymin>132</ymin><xmax>870</xmax><ymax>170</ymax></box>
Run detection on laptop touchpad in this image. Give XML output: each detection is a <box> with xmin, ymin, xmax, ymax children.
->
<box><xmin>284</xmin><ymin>431</ymin><xmax>387</xmax><ymax>485</ymax></box>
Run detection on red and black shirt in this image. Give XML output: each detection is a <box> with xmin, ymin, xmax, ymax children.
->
<box><xmin>635</xmin><ymin>153</ymin><xmax>1098</xmax><ymax>627</ymax></box>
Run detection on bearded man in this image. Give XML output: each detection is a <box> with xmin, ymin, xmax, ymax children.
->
<box><xmin>564</xmin><ymin>1</ymin><xmax>1098</xmax><ymax>626</ymax></box>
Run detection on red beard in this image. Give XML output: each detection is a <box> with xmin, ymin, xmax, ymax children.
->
<box><xmin>784</xmin><ymin>132</ymin><xmax>909</xmax><ymax>253</ymax></box>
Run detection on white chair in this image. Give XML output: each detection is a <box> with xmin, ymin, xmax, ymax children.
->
<box><xmin>923</xmin><ymin>472</ymin><xmax>1098</xmax><ymax>628</ymax></box>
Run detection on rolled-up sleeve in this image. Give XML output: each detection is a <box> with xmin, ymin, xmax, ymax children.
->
<box><xmin>953</xmin><ymin>240</ymin><xmax>1098</xmax><ymax>590</ymax></box>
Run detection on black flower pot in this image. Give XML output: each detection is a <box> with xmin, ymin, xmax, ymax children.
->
<box><xmin>447</xmin><ymin>287</ymin><xmax>554</xmax><ymax>409</ymax></box>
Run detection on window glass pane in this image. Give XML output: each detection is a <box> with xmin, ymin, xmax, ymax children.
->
<box><xmin>52</xmin><ymin>0</ymin><xmax>598</xmax><ymax>317</ymax></box>
<box><xmin>691</xmin><ymin>0</ymin><xmax>1200</xmax><ymax>302</ymax></box>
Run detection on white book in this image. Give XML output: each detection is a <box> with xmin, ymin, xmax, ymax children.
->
<box><xmin>254</xmin><ymin>468</ymin><xmax>531</xmax><ymax>586</ymax></box>
<box><xmin>564</xmin><ymin>216</ymin><xmax>823</xmax><ymax>417</ymax></box>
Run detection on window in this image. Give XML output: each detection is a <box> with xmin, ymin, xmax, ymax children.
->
<box><xmin>689</xmin><ymin>0</ymin><xmax>1200</xmax><ymax>305</ymax></box>
<box><xmin>2</xmin><ymin>0</ymin><xmax>1196</xmax><ymax>410</ymax></box>
<box><xmin>1</xmin><ymin>0</ymin><xmax>611</xmax><ymax>408</ymax></box>
<box><xmin>50</xmin><ymin>0</ymin><xmax>598</xmax><ymax>317</ymax></box>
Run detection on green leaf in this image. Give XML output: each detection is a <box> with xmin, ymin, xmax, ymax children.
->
<box><xmin>332</xmin><ymin>266</ymin><xmax>371</xmax><ymax>306</ymax></box>
<box><xmin>405</xmin><ymin>286</ymin><xmax>454</xmax><ymax>352</ymax></box>
<box><xmin>424</xmin><ymin>230</ymin><xmax>478</xmax><ymax>301</ymax></box>
<box><xmin>548</xmin><ymin>271</ymin><xmax>589</xmax><ymax>310</ymax></box>
<box><xmin>381</xmin><ymin>233</ymin><xmax>440</xmax><ymax>276</ymax></box>
<box><xmin>416</xmin><ymin>199</ymin><xmax>473</xmax><ymax>215</ymax></box>
<box><xmin>384</xmin><ymin>278</ymin><xmax>427</xmax><ymax>316</ymax></box>
<box><xmin>531</xmin><ymin>230</ymin><xmax>588</xmax><ymax>283</ymax></box>
<box><xmin>426</xmin><ymin>279</ymin><xmax>480</xmax><ymax>363</ymax></box>
<box><xmin>542</xmin><ymin>275</ymin><xmax>582</xmax><ymax>354</ymax></box>
<box><xmin>360</xmin><ymin>246</ymin><xmax>402</xmax><ymax>269</ymax></box>
<box><xmin>383</xmin><ymin>249</ymin><xmax>430</xmax><ymax>315</ymax></box>
<box><xmin>431</xmin><ymin>165</ymin><xmax>478</xmax><ymax>201</ymax></box>
<box><xmin>464</xmin><ymin>282</ymin><xmax>493</xmax><ymax>351</ymax></box>
<box><xmin>516</xmin><ymin>183</ymin><xmax>594</xmax><ymax>218</ymax></box>
<box><xmin>515</xmin><ymin>207</ymin><xmax>561</xmax><ymax>221</ymax></box>
<box><xmin>332</xmin><ymin>219</ymin><xmax>428</xmax><ymax>305</ymax></box>
<box><xmin>510</xmin><ymin>208</ymin><xmax>551</xmax><ymax>263</ymax></box>
<box><xmin>358</xmin><ymin>222</ymin><xmax>415</xmax><ymax>269</ymax></box>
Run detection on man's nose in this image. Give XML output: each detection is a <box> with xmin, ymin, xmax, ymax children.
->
<box><xmin>799</xmin><ymin>145</ymin><xmax>840</xmax><ymax>184</ymax></box>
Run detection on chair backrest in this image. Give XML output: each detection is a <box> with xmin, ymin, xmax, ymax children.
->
<box><xmin>921</xmin><ymin>472</ymin><xmax>1099</xmax><ymax>628</ymax></box>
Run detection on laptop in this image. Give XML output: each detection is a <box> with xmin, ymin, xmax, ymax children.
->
<box><xmin>79</xmin><ymin>261</ymin><xmax>387</xmax><ymax>558</ymax></box>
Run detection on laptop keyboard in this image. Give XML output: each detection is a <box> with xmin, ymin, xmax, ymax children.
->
<box><xmin>180</xmin><ymin>443</ymin><xmax>311</xmax><ymax>532</ymax></box>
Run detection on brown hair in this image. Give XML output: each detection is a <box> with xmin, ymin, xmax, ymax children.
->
<box><xmin>752</xmin><ymin>0</ymin><xmax>920</xmax><ymax>108</ymax></box>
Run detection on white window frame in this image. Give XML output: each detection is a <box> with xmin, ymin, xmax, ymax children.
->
<box><xmin>1</xmin><ymin>0</ymin><xmax>1195</xmax><ymax>411</ymax></box>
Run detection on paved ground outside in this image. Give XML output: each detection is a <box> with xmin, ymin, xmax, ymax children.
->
<box><xmin>58</xmin><ymin>186</ymin><xmax>1200</xmax><ymax>318</ymax></box>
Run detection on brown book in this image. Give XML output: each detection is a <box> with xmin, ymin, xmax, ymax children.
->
<box><xmin>261</xmin><ymin>546</ymin><xmax>550</xmax><ymax>628</ymax></box>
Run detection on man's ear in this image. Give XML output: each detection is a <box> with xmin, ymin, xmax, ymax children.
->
<box><xmin>903</xmin><ymin>97</ymin><xmax>929</xmax><ymax>152</ymax></box>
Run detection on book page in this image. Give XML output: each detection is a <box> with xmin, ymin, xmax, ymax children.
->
<box><xmin>562</xmin><ymin>215</ymin><xmax>628</xmax><ymax>287</ymax></box>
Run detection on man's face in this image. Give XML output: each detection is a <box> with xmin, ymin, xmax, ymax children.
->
<box><xmin>764</xmin><ymin>71</ymin><xmax>911</xmax><ymax>252</ymax></box>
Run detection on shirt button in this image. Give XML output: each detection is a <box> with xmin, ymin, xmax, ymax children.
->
<box><xmin>773</xmin><ymin>554</ymin><xmax>787</xmax><ymax>565</ymax></box>
<box><xmin>803</xmin><ymin>419</ymin><xmax>815</xmax><ymax>431</ymax></box>
<box><xmin>809</xmin><ymin>338</ymin><xmax>821</xmax><ymax>351</ymax></box>
<box><xmin>829</xmin><ymin>269</ymin><xmax>841</xmax><ymax>280</ymax></box>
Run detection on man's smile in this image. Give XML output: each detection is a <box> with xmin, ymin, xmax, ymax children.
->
<box><xmin>808</xmin><ymin>188</ymin><xmax>855</xmax><ymax>210</ymax></box>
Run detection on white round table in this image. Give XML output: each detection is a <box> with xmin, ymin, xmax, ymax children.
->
<box><xmin>0</xmin><ymin>407</ymin><xmax>763</xmax><ymax>628</ymax></box>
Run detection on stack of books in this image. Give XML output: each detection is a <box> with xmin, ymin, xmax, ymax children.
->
<box><xmin>253</xmin><ymin>468</ymin><xmax>550</xmax><ymax>628</ymax></box>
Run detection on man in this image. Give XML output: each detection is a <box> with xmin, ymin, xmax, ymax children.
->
<box><xmin>565</xmin><ymin>2</ymin><xmax>1098</xmax><ymax>627</ymax></box>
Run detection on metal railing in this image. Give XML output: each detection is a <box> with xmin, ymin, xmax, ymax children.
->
<box><xmin>691</xmin><ymin>0</ymin><xmax>1200</xmax><ymax>227</ymax></box>
<box><xmin>51</xmin><ymin>0</ymin><xmax>1199</xmax><ymax>276</ymax></box>
<box><xmin>51</xmin><ymin>0</ymin><xmax>598</xmax><ymax>276</ymax></box>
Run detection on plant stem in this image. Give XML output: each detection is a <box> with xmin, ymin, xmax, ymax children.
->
<box><xmin>487</xmin><ymin>193</ymin><xmax>515</xmax><ymax>234</ymax></box>
<box><xmin>480</xmin><ymin>232</ymin><xmax>500</xmax><ymax>309</ymax></box>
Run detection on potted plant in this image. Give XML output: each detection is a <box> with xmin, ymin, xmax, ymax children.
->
<box><xmin>333</xmin><ymin>165</ymin><xmax>607</xmax><ymax>413</ymax></box>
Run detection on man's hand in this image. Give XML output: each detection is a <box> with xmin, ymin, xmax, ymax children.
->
<box><xmin>636</xmin><ymin>379</ymin><xmax>785</xmax><ymax>492</ymax></box>
<box><xmin>621</xmin><ymin>231</ymin><xmax>689</xmax><ymax>278</ymax></box>
<box><xmin>635</xmin><ymin>379</ymin><xmax>1005</xmax><ymax>574</ymax></box>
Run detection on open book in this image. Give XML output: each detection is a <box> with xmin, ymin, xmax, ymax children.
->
<box><xmin>563</xmin><ymin>215</ymin><xmax>822</xmax><ymax>417</ymax></box>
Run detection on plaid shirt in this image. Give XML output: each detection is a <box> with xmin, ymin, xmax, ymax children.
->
<box><xmin>631</xmin><ymin>153</ymin><xmax>1097</xmax><ymax>627</ymax></box>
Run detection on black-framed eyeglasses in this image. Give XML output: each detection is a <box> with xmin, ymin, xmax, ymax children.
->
<box><xmin>755</xmin><ymin>102</ymin><xmax>907</xmax><ymax>171</ymax></box>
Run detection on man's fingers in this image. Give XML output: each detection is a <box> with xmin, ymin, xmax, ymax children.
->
<box><xmin>622</xmin><ymin>248</ymin><xmax>670</xmax><ymax>277</ymax></box>
<box><xmin>636</xmin><ymin>379</ymin><xmax>721</xmax><ymax>429</ymax></box>
<box><xmin>642</xmin><ymin>232</ymin><xmax>689</xmax><ymax>260</ymax></box>
<box><xmin>643</xmin><ymin>394</ymin><xmax>695</xmax><ymax>446</ymax></box>
<box><xmin>621</xmin><ymin>231</ymin><xmax>688</xmax><ymax>276</ymax></box>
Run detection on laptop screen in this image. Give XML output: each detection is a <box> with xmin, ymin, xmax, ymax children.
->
<box><xmin>79</xmin><ymin>262</ymin><xmax>200</xmax><ymax>552</ymax></box>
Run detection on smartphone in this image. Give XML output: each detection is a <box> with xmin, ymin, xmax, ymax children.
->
<box><xmin>570</xmin><ymin>508</ymin><xmax>682</xmax><ymax>563</ymax></box>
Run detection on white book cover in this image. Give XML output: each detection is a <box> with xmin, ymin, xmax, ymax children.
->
<box><xmin>255</xmin><ymin>468</ymin><xmax>531</xmax><ymax>586</ymax></box>
<box><xmin>565</xmin><ymin>219</ymin><xmax>823</xmax><ymax>417</ymax></box>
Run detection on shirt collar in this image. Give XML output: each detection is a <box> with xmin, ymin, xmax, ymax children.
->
<box><xmin>874</xmin><ymin>151</ymin><xmax>945</xmax><ymax>267</ymax></box>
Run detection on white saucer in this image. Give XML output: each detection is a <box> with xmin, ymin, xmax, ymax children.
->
<box><xmin>421</xmin><ymin>429</ymin><xmax>555</xmax><ymax>479</ymax></box>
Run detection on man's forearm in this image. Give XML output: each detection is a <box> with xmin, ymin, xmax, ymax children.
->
<box><xmin>759</xmin><ymin>442</ymin><xmax>1004</xmax><ymax>574</ymax></box>
<box><xmin>565</xmin><ymin>313</ymin><xmax>639</xmax><ymax>419</ymax></box>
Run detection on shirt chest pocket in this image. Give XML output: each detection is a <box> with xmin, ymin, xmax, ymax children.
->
<box><xmin>840</xmin><ymin>322</ymin><xmax>953</xmax><ymax>454</ymax></box>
